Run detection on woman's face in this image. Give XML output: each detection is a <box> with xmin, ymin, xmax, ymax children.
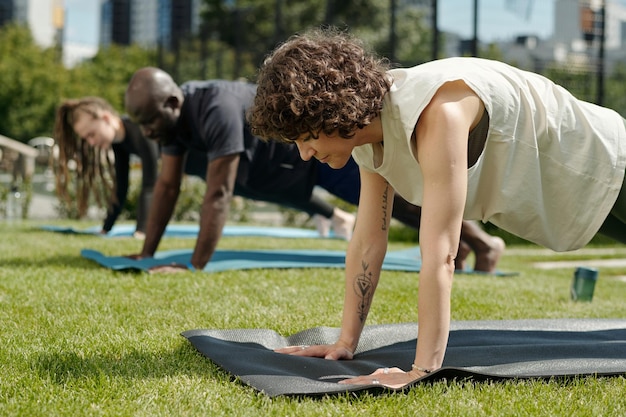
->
<box><xmin>72</xmin><ymin>110</ymin><xmax>118</xmax><ymax>150</ymax></box>
<box><xmin>294</xmin><ymin>131</ymin><xmax>356</xmax><ymax>169</ymax></box>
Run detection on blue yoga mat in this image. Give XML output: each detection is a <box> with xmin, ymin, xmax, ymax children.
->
<box><xmin>80</xmin><ymin>247</ymin><xmax>517</xmax><ymax>275</ymax></box>
<box><xmin>81</xmin><ymin>247</ymin><xmax>422</xmax><ymax>273</ymax></box>
<box><xmin>41</xmin><ymin>224</ymin><xmax>331</xmax><ymax>239</ymax></box>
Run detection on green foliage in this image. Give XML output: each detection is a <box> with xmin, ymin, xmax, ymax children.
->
<box><xmin>2</xmin><ymin>1</ymin><xmax>626</xmax><ymax>144</ymax></box>
<box><xmin>18</xmin><ymin>176</ymin><xmax>32</xmax><ymax>220</ymax></box>
<box><xmin>0</xmin><ymin>24</ymin><xmax>68</xmax><ymax>141</ymax></box>
<box><xmin>543</xmin><ymin>64</ymin><xmax>596</xmax><ymax>103</ymax></box>
<box><xmin>0</xmin><ymin>24</ymin><xmax>156</xmax><ymax>143</ymax></box>
<box><xmin>0</xmin><ymin>184</ymin><xmax>7</xmax><ymax>217</ymax></box>
<box><xmin>198</xmin><ymin>0</ymin><xmax>434</xmax><ymax>81</ymax></box>
<box><xmin>4</xmin><ymin>1</ymin><xmax>626</xmax><ymax>228</ymax></box>
<box><xmin>277</xmin><ymin>205</ymin><xmax>314</xmax><ymax>228</ymax></box>
<box><xmin>124</xmin><ymin>175</ymin><xmax>254</xmax><ymax>224</ymax></box>
<box><xmin>122</xmin><ymin>174</ymin><xmax>205</xmax><ymax>223</ymax></box>
<box><xmin>604</xmin><ymin>62</ymin><xmax>626</xmax><ymax>116</ymax></box>
<box><xmin>172</xmin><ymin>177</ymin><xmax>206</xmax><ymax>221</ymax></box>
<box><xmin>387</xmin><ymin>6</ymin><xmax>432</xmax><ymax>66</ymax></box>
<box><xmin>65</xmin><ymin>45</ymin><xmax>157</xmax><ymax>112</ymax></box>
<box><xmin>479</xmin><ymin>42</ymin><xmax>505</xmax><ymax>62</ymax></box>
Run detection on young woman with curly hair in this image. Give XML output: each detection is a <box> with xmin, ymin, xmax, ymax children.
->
<box><xmin>249</xmin><ymin>29</ymin><xmax>626</xmax><ymax>388</ymax></box>
<box><xmin>54</xmin><ymin>97</ymin><xmax>159</xmax><ymax>237</ymax></box>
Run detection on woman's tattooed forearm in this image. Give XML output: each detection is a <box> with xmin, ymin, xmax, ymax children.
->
<box><xmin>353</xmin><ymin>261</ymin><xmax>374</xmax><ymax>322</ymax></box>
<box><xmin>381</xmin><ymin>182</ymin><xmax>389</xmax><ymax>230</ymax></box>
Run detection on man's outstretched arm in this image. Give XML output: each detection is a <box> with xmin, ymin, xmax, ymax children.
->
<box><xmin>190</xmin><ymin>153</ymin><xmax>240</xmax><ymax>269</ymax></box>
<box><xmin>140</xmin><ymin>153</ymin><xmax>185</xmax><ymax>257</ymax></box>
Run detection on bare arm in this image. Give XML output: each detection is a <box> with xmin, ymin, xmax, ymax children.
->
<box><xmin>411</xmin><ymin>80</ymin><xmax>483</xmax><ymax>373</ymax></box>
<box><xmin>189</xmin><ymin>153</ymin><xmax>239</xmax><ymax>269</ymax></box>
<box><xmin>343</xmin><ymin>80</ymin><xmax>483</xmax><ymax>388</ymax></box>
<box><xmin>140</xmin><ymin>153</ymin><xmax>184</xmax><ymax>257</ymax></box>
<box><xmin>275</xmin><ymin>168</ymin><xmax>392</xmax><ymax>361</ymax></box>
<box><xmin>334</xmin><ymin>168</ymin><xmax>393</xmax><ymax>354</ymax></box>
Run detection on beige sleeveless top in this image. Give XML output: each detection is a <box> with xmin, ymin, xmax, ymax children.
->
<box><xmin>352</xmin><ymin>57</ymin><xmax>626</xmax><ymax>251</ymax></box>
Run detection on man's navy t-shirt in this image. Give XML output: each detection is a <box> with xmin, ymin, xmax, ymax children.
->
<box><xmin>162</xmin><ymin>80</ymin><xmax>317</xmax><ymax>202</ymax></box>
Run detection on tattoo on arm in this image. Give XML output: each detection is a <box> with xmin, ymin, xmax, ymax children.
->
<box><xmin>353</xmin><ymin>261</ymin><xmax>374</xmax><ymax>323</ymax></box>
<box><xmin>381</xmin><ymin>182</ymin><xmax>389</xmax><ymax>231</ymax></box>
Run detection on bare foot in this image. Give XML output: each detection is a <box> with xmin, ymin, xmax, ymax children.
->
<box><xmin>455</xmin><ymin>240</ymin><xmax>471</xmax><ymax>271</ymax></box>
<box><xmin>313</xmin><ymin>214</ymin><xmax>331</xmax><ymax>237</ymax></box>
<box><xmin>331</xmin><ymin>208</ymin><xmax>355</xmax><ymax>240</ymax></box>
<box><xmin>473</xmin><ymin>236</ymin><xmax>506</xmax><ymax>273</ymax></box>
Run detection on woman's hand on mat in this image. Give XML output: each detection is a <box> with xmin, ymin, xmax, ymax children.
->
<box><xmin>339</xmin><ymin>367</ymin><xmax>419</xmax><ymax>389</ymax></box>
<box><xmin>275</xmin><ymin>344</ymin><xmax>353</xmax><ymax>360</ymax></box>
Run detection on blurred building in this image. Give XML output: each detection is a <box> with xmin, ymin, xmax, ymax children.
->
<box><xmin>451</xmin><ymin>0</ymin><xmax>626</xmax><ymax>75</ymax></box>
<box><xmin>553</xmin><ymin>0</ymin><xmax>626</xmax><ymax>50</ymax></box>
<box><xmin>0</xmin><ymin>0</ymin><xmax>15</xmax><ymax>26</ymax></box>
<box><xmin>0</xmin><ymin>0</ymin><xmax>64</xmax><ymax>48</ymax></box>
<box><xmin>100</xmin><ymin>0</ymin><xmax>201</xmax><ymax>50</ymax></box>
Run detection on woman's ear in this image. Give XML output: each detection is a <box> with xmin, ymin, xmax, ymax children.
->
<box><xmin>99</xmin><ymin>110</ymin><xmax>111</xmax><ymax>122</ymax></box>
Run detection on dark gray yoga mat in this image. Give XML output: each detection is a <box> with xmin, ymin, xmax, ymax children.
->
<box><xmin>182</xmin><ymin>319</ymin><xmax>626</xmax><ymax>397</ymax></box>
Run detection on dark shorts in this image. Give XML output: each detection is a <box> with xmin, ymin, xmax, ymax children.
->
<box><xmin>316</xmin><ymin>157</ymin><xmax>361</xmax><ymax>206</ymax></box>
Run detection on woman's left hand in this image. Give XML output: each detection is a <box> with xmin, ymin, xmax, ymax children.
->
<box><xmin>339</xmin><ymin>367</ymin><xmax>425</xmax><ymax>389</ymax></box>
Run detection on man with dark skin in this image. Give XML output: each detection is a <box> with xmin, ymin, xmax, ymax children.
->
<box><xmin>125</xmin><ymin>67</ymin><xmax>358</xmax><ymax>270</ymax></box>
<box><xmin>124</xmin><ymin>67</ymin><xmax>504</xmax><ymax>271</ymax></box>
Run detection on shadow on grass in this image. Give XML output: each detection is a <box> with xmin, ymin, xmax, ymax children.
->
<box><xmin>33</xmin><ymin>343</ymin><xmax>220</xmax><ymax>384</ymax></box>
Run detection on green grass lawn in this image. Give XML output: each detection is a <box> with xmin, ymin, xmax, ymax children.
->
<box><xmin>1</xmin><ymin>221</ymin><xmax>625</xmax><ymax>416</ymax></box>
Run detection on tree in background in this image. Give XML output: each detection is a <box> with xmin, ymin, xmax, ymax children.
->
<box><xmin>195</xmin><ymin>0</ymin><xmax>432</xmax><ymax>82</ymax></box>
<box><xmin>2</xmin><ymin>1</ymin><xmax>626</xmax><ymax>227</ymax></box>
<box><xmin>0</xmin><ymin>24</ymin><xmax>155</xmax><ymax>143</ymax></box>
<box><xmin>0</xmin><ymin>24</ymin><xmax>69</xmax><ymax>142</ymax></box>
<box><xmin>64</xmin><ymin>45</ymin><xmax>156</xmax><ymax>112</ymax></box>
<box><xmin>604</xmin><ymin>62</ymin><xmax>626</xmax><ymax>118</ymax></box>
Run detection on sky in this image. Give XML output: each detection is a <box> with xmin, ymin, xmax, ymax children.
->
<box><xmin>438</xmin><ymin>0</ymin><xmax>554</xmax><ymax>41</ymax></box>
<box><xmin>62</xmin><ymin>0</ymin><xmax>626</xmax><ymax>49</ymax></box>
<box><xmin>64</xmin><ymin>0</ymin><xmax>100</xmax><ymax>47</ymax></box>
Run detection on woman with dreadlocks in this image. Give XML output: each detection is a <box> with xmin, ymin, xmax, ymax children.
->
<box><xmin>54</xmin><ymin>97</ymin><xmax>159</xmax><ymax>238</ymax></box>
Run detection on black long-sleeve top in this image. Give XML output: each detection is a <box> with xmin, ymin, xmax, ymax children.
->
<box><xmin>102</xmin><ymin>118</ymin><xmax>159</xmax><ymax>233</ymax></box>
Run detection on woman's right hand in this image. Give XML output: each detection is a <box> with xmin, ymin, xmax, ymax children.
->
<box><xmin>275</xmin><ymin>343</ymin><xmax>354</xmax><ymax>361</ymax></box>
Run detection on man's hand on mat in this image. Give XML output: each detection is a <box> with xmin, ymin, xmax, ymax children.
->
<box><xmin>275</xmin><ymin>344</ymin><xmax>353</xmax><ymax>360</ymax></box>
<box><xmin>147</xmin><ymin>264</ymin><xmax>190</xmax><ymax>273</ymax></box>
<box><xmin>148</xmin><ymin>261</ymin><xmax>199</xmax><ymax>273</ymax></box>
<box><xmin>125</xmin><ymin>254</ymin><xmax>195</xmax><ymax>273</ymax></box>
<box><xmin>339</xmin><ymin>367</ymin><xmax>419</xmax><ymax>389</ymax></box>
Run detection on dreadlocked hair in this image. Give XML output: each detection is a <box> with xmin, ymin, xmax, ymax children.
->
<box><xmin>54</xmin><ymin>97</ymin><xmax>118</xmax><ymax>218</ymax></box>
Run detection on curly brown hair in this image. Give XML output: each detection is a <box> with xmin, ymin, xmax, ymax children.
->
<box><xmin>54</xmin><ymin>97</ymin><xmax>117</xmax><ymax>217</ymax></box>
<box><xmin>248</xmin><ymin>28</ymin><xmax>391</xmax><ymax>143</ymax></box>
